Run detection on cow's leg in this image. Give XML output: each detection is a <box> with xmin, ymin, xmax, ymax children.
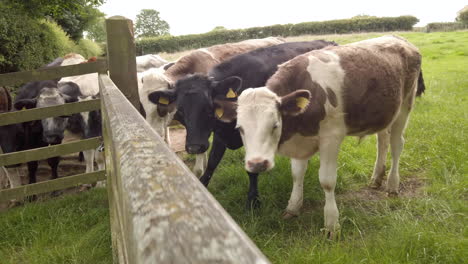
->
<box><xmin>370</xmin><ymin>130</ymin><xmax>390</xmax><ymax>188</ymax></box>
<box><xmin>165</xmin><ymin>126</ymin><xmax>171</xmax><ymax>146</ymax></box>
<box><xmin>193</xmin><ymin>152</ymin><xmax>208</xmax><ymax>177</ymax></box>
<box><xmin>26</xmin><ymin>161</ymin><xmax>39</xmax><ymax>201</ymax></box>
<box><xmin>5</xmin><ymin>167</ymin><xmax>22</xmax><ymax>188</ymax></box>
<box><xmin>48</xmin><ymin>156</ymin><xmax>60</xmax><ymax>180</ymax></box>
<box><xmin>246</xmin><ymin>172</ymin><xmax>260</xmax><ymax>209</ymax></box>
<box><xmin>94</xmin><ymin>149</ymin><xmax>106</xmax><ymax>188</ymax></box>
<box><xmin>318</xmin><ymin>133</ymin><xmax>344</xmax><ymax>236</ymax></box>
<box><xmin>27</xmin><ymin>161</ymin><xmax>38</xmax><ymax>184</ymax></box>
<box><xmin>283</xmin><ymin>158</ymin><xmax>309</xmax><ymax>219</ymax></box>
<box><xmin>199</xmin><ymin>134</ymin><xmax>226</xmax><ymax>186</ymax></box>
<box><xmin>0</xmin><ymin>166</ymin><xmax>9</xmax><ymax>189</ymax></box>
<box><xmin>387</xmin><ymin>107</ymin><xmax>411</xmax><ymax>195</ymax></box>
<box><xmin>83</xmin><ymin>149</ymin><xmax>95</xmax><ymax>173</ymax></box>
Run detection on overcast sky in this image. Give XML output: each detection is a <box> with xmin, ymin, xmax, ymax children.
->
<box><xmin>100</xmin><ymin>0</ymin><xmax>466</xmax><ymax>36</ymax></box>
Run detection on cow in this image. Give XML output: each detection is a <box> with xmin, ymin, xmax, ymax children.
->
<box><xmin>61</xmin><ymin>83</ymin><xmax>104</xmax><ymax>174</ymax></box>
<box><xmin>0</xmin><ymin>86</ymin><xmax>23</xmax><ymax>190</ymax></box>
<box><xmin>141</xmin><ymin>37</ymin><xmax>285</xmax><ymax>177</ymax></box>
<box><xmin>221</xmin><ymin>35</ymin><xmax>425</xmax><ymax>236</ymax></box>
<box><xmin>58</xmin><ymin>54</ymin><xmax>103</xmax><ymax>174</ymax></box>
<box><xmin>136</xmin><ymin>54</ymin><xmax>169</xmax><ymax>72</ymax></box>
<box><xmin>148</xmin><ymin>40</ymin><xmax>338</xmax><ymax>208</ymax></box>
<box><xmin>13</xmin><ymin>80</ymin><xmax>76</xmax><ymax>186</ymax></box>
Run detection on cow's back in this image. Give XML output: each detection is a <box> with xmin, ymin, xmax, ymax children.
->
<box><xmin>268</xmin><ymin>35</ymin><xmax>422</xmax><ymax>141</ymax></box>
<box><xmin>334</xmin><ymin>36</ymin><xmax>421</xmax><ymax>134</ymax></box>
<box><xmin>208</xmin><ymin>37</ymin><xmax>285</xmax><ymax>62</ymax></box>
<box><xmin>210</xmin><ymin>40</ymin><xmax>337</xmax><ymax>90</ymax></box>
<box><xmin>165</xmin><ymin>37</ymin><xmax>285</xmax><ymax>80</ymax></box>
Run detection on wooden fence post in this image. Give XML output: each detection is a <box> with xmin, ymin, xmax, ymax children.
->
<box><xmin>105</xmin><ymin>16</ymin><xmax>141</xmax><ymax>112</ymax></box>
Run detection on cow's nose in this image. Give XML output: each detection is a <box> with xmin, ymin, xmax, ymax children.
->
<box><xmin>186</xmin><ymin>144</ymin><xmax>207</xmax><ymax>154</ymax></box>
<box><xmin>44</xmin><ymin>134</ymin><xmax>63</xmax><ymax>145</ymax></box>
<box><xmin>247</xmin><ymin>158</ymin><xmax>269</xmax><ymax>173</ymax></box>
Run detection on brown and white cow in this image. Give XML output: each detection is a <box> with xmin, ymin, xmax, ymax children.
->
<box><xmin>223</xmin><ymin>35</ymin><xmax>424</xmax><ymax>235</ymax></box>
<box><xmin>141</xmin><ymin>36</ymin><xmax>285</xmax><ymax>176</ymax></box>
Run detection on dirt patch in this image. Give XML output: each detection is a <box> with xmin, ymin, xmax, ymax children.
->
<box><xmin>169</xmin><ymin>127</ymin><xmax>186</xmax><ymax>153</ymax></box>
<box><xmin>340</xmin><ymin>176</ymin><xmax>427</xmax><ymax>201</ymax></box>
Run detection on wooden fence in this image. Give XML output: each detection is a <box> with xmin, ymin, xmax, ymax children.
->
<box><xmin>0</xmin><ymin>16</ymin><xmax>270</xmax><ymax>264</ymax></box>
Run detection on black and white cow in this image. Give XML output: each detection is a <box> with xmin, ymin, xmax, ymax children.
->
<box><xmin>224</xmin><ymin>35</ymin><xmax>424</xmax><ymax>236</ymax></box>
<box><xmin>13</xmin><ymin>80</ymin><xmax>76</xmax><ymax>185</ymax></box>
<box><xmin>148</xmin><ymin>40</ymin><xmax>337</xmax><ymax>207</ymax></box>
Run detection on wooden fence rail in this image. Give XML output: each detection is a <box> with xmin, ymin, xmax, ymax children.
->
<box><xmin>0</xmin><ymin>99</ymin><xmax>100</xmax><ymax>126</ymax></box>
<box><xmin>0</xmin><ymin>58</ymin><xmax>107</xmax><ymax>86</ymax></box>
<box><xmin>0</xmin><ymin>137</ymin><xmax>101</xmax><ymax>167</ymax></box>
<box><xmin>100</xmin><ymin>72</ymin><xmax>270</xmax><ymax>264</ymax></box>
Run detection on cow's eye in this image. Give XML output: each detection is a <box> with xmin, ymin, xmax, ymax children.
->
<box><xmin>272</xmin><ymin>123</ymin><xmax>278</xmax><ymax>130</ymax></box>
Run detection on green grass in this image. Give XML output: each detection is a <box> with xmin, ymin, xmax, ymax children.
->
<box><xmin>1</xmin><ymin>31</ymin><xmax>467</xmax><ymax>263</ymax></box>
<box><xmin>0</xmin><ymin>189</ymin><xmax>112</xmax><ymax>264</ymax></box>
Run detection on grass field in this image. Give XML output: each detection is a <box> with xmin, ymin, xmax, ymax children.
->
<box><xmin>1</xmin><ymin>31</ymin><xmax>467</xmax><ymax>263</ymax></box>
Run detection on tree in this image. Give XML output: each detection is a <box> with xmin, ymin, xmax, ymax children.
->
<box><xmin>86</xmin><ymin>17</ymin><xmax>106</xmax><ymax>43</ymax></box>
<box><xmin>3</xmin><ymin>0</ymin><xmax>105</xmax><ymax>40</ymax></box>
<box><xmin>456</xmin><ymin>6</ymin><xmax>468</xmax><ymax>24</ymax></box>
<box><xmin>135</xmin><ymin>9</ymin><xmax>170</xmax><ymax>38</ymax></box>
<box><xmin>211</xmin><ymin>26</ymin><xmax>227</xmax><ymax>32</ymax></box>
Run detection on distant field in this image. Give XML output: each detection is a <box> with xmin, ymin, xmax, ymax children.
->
<box><xmin>1</xmin><ymin>31</ymin><xmax>467</xmax><ymax>264</ymax></box>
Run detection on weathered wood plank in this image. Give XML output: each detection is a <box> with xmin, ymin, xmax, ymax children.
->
<box><xmin>0</xmin><ymin>170</ymin><xmax>106</xmax><ymax>202</ymax></box>
<box><xmin>105</xmin><ymin>16</ymin><xmax>141</xmax><ymax>113</ymax></box>
<box><xmin>0</xmin><ymin>137</ymin><xmax>101</xmax><ymax>167</ymax></box>
<box><xmin>0</xmin><ymin>99</ymin><xmax>100</xmax><ymax>126</ymax></box>
<box><xmin>0</xmin><ymin>58</ymin><xmax>107</xmax><ymax>87</ymax></box>
<box><xmin>99</xmin><ymin>73</ymin><xmax>270</xmax><ymax>264</ymax></box>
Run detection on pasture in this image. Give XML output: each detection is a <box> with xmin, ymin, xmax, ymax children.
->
<box><xmin>1</xmin><ymin>31</ymin><xmax>467</xmax><ymax>263</ymax></box>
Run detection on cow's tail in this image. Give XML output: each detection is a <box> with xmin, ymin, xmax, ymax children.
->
<box><xmin>416</xmin><ymin>70</ymin><xmax>425</xmax><ymax>97</ymax></box>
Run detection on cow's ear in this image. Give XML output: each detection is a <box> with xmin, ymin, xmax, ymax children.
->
<box><xmin>279</xmin><ymin>90</ymin><xmax>311</xmax><ymax>116</ymax></box>
<box><xmin>148</xmin><ymin>89</ymin><xmax>177</xmax><ymax>106</ymax></box>
<box><xmin>213</xmin><ymin>98</ymin><xmax>237</xmax><ymax>123</ymax></box>
<box><xmin>148</xmin><ymin>89</ymin><xmax>177</xmax><ymax>117</ymax></box>
<box><xmin>212</xmin><ymin>76</ymin><xmax>242</xmax><ymax>99</ymax></box>
<box><xmin>14</xmin><ymin>99</ymin><xmax>37</xmax><ymax>110</ymax></box>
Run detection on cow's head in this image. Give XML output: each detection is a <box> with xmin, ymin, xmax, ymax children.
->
<box><xmin>231</xmin><ymin>87</ymin><xmax>311</xmax><ymax>173</ymax></box>
<box><xmin>14</xmin><ymin>87</ymin><xmax>77</xmax><ymax>145</ymax></box>
<box><xmin>148</xmin><ymin>74</ymin><xmax>242</xmax><ymax>154</ymax></box>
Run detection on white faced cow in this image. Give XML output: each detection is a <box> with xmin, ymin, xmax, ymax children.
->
<box><xmin>226</xmin><ymin>35</ymin><xmax>425</xmax><ymax>236</ymax></box>
<box><xmin>136</xmin><ymin>54</ymin><xmax>168</xmax><ymax>72</ymax></box>
<box><xmin>58</xmin><ymin>54</ymin><xmax>104</xmax><ymax>175</ymax></box>
<box><xmin>142</xmin><ymin>37</ymin><xmax>285</xmax><ymax>176</ymax></box>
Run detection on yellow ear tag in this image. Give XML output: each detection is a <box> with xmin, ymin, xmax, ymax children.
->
<box><xmin>215</xmin><ymin>107</ymin><xmax>224</xmax><ymax>118</ymax></box>
<box><xmin>158</xmin><ymin>96</ymin><xmax>169</xmax><ymax>105</ymax></box>
<box><xmin>22</xmin><ymin>107</ymin><xmax>27</xmax><ymax>110</ymax></box>
<box><xmin>226</xmin><ymin>88</ymin><xmax>237</xmax><ymax>98</ymax></box>
<box><xmin>296</xmin><ymin>97</ymin><xmax>310</xmax><ymax>110</ymax></box>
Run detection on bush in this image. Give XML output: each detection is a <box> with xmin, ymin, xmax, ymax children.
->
<box><xmin>75</xmin><ymin>39</ymin><xmax>103</xmax><ymax>58</ymax></box>
<box><xmin>0</xmin><ymin>4</ymin><xmax>102</xmax><ymax>74</ymax></box>
<box><xmin>136</xmin><ymin>15</ymin><xmax>419</xmax><ymax>54</ymax></box>
<box><xmin>426</xmin><ymin>22</ymin><xmax>468</xmax><ymax>32</ymax></box>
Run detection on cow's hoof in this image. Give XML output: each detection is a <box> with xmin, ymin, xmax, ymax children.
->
<box><xmin>51</xmin><ymin>190</ymin><xmax>61</xmax><ymax>197</ymax></box>
<box><xmin>246</xmin><ymin>199</ymin><xmax>261</xmax><ymax>210</ymax></box>
<box><xmin>79</xmin><ymin>184</ymin><xmax>93</xmax><ymax>192</ymax></box>
<box><xmin>26</xmin><ymin>195</ymin><xmax>37</xmax><ymax>202</ymax></box>
<box><xmin>281</xmin><ymin>210</ymin><xmax>298</xmax><ymax>220</ymax></box>
<box><xmin>369</xmin><ymin>180</ymin><xmax>382</xmax><ymax>189</ymax></box>
<box><xmin>199</xmin><ymin>176</ymin><xmax>210</xmax><ymax>187</ymax></box>
<box><xmin>321</xmin><ymin>227</ymin><xmax>340</xmax><ymax>240</ymax></box>
<box><xmin>193</xmin><ymin>169</ymin><xmax>204</xmax><ymax>178</ymax></box>
<box><xmin>387</xmin><ymin>191</ymin><xmax>399</xmax><ymax>197</ymax></box>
